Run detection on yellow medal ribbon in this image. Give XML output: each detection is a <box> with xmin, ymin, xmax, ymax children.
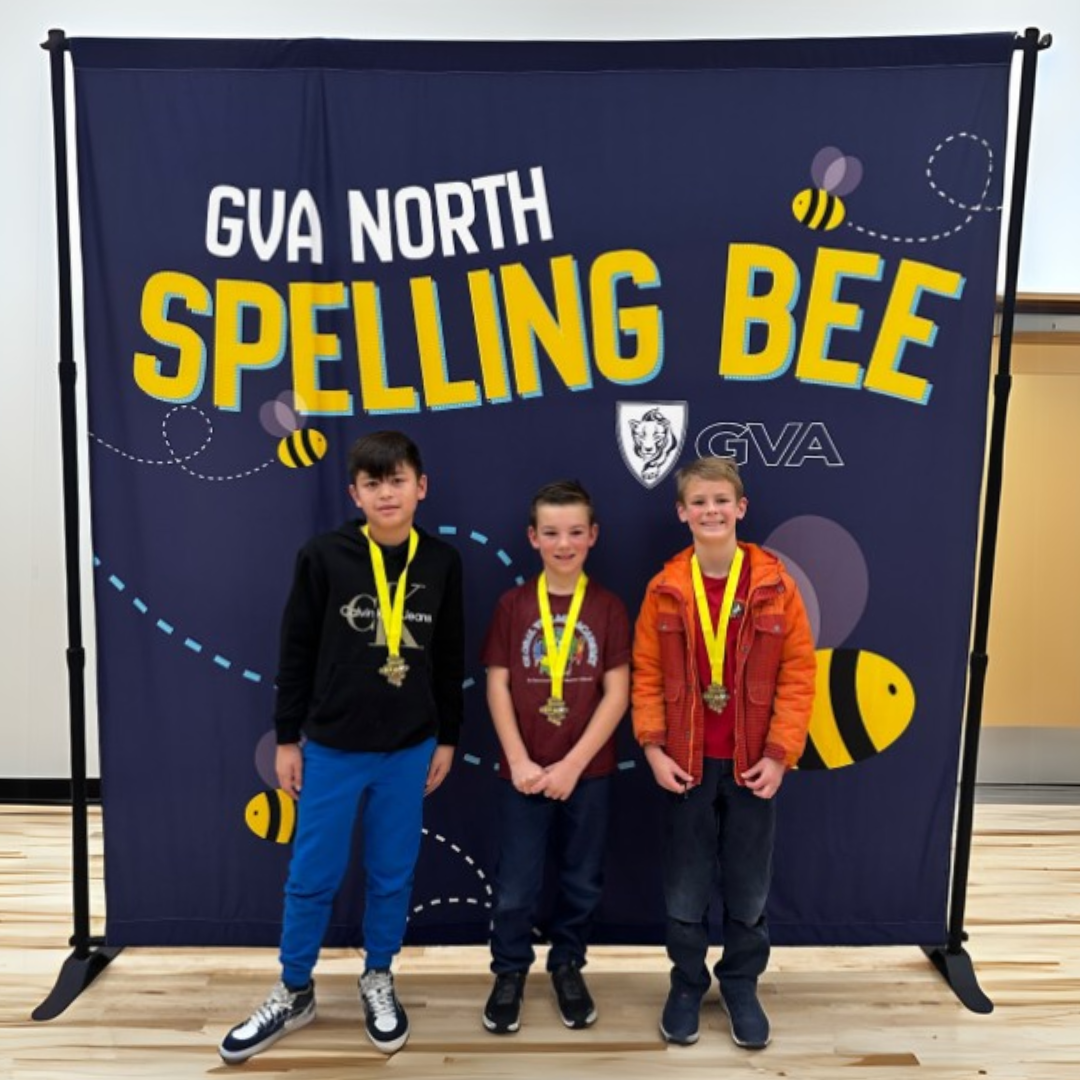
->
<box><xmin>363</xmin><ymin>526</ymin><xmax>419</xmax><ymax>686</ymax></box>
<box><xmin>690</xmin><ymin>545</ymin><xmax>744</xmax><ymax>712</ymax></box>
<box><xmin>537</xmin><ymin>572</ymin><xmax>588</xmax><ymax>723</ymax></box>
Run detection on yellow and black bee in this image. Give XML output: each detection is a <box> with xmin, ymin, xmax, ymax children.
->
<box><xmin>799</xmin><ymin>647</ymin><xmax>915</xmax><ymax>770</ymax></box>
<box><xmin>259</xmin><ymin>391</ymin><xmax>327</xmax><ymax>469</ymax></box>
<box><xmin>277</xmin><ymin>428</ymin><xmax>328</xmax><ymax>469</ymax></box>
<box><xmin>792</xmin><ymin>146</ymin><xmax>863</xmax><ymax>232</ymax></box>
<box><xmin>244</xmin><ymin>788</ymin><xmax>296</xmax><ymax>844</ymax></box>
<box><xmin>763</xmin><ymin>516</ymin><xmax>917</xmax><ymax>772</ymax></box>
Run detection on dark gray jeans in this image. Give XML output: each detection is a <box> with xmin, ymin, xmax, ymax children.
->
<box><xmin>662</xmin><ymin>758</ymin><xmax>776</xmax><ymax>995</ymax></box>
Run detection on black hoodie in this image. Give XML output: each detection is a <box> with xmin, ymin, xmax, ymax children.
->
<box><xmin>273</xmin><ymin>521</ymin><xmax>464</xmax><ymax>752</ymax></box>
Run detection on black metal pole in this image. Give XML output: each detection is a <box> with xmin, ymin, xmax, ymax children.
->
<box><xmin>33</xmin><ymin>27</ymin><xmax>122</xmax><ymax>1023</ymax></box>
<box><xmin>922</xmin><ymin>25</ymin><xmax>1051</xmax><ymax>1015</ymax></box>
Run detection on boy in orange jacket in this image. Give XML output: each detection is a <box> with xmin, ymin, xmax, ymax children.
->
<box><xmin>632</xmin><ymin>457</ymin><xmax>815</xmax><ymax>1050</ymax></box>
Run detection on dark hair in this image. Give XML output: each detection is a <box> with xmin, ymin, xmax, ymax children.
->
<box><xmin>529</xmin><ymin>479</ymin><xmax>595</xmax><ymax>528</ymax></box>
<box><xmin>346</xmin><ymin>430</ymin><xmax>424</xmax><ymax>482</ymax></box>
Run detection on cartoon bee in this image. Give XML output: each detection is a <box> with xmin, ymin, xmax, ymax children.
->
<box><xmin>244</xmin><ymin>787</ymin><xmax>296</xmax><ymax>844</ymax></box>
<box><xmin>258</xmin><ymin>391</ymin><xmax>328</xmax><ymax>469</ymax></box>
<box><xmin>799</xmin><ymin>648</ymin><xmax>915</xmax><ymax>770</ymax></box>
<box><xmin>792</xmin><ymin>146</ymin><xmax>864</xmax><ymax>231</ymax></box>
<box><xmin>764</xmin><ymin>515</ymin><xmax>916</xmax><ymax>771</ymax></box>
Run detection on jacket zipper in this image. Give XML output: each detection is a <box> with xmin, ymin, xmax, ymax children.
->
<box><xmin>655</xmin><ymin>582</ymin><xmax>701</xmax><ymax>780</ymax></box>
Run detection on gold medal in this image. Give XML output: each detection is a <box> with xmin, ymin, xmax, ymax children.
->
<box><xmin>690</xmin><ymin>546</ymin><xmax>745</xmax><ymax>714</ymax></box>
<box><xmin>703</xmin><ymin>682</ymin><xmax>730</xmax><ymax>712</ymax></box>
<box><xmin>536</xmin><ymin>572</ymin><xmax>588</xmax><ymax>727</ymax></box>
<box><xmin>539</xmin><ymin>696</ymin><xmax>570</xmax><ymax>726</ymax></box>
<box><xmin>379</xmin><ymin>654</ymin><xmax>410</xmax><ymax>687</ymax></box>
<box><xmin>363</xmin><ymin>526</ymin><xmax>419</xmax><ymax>689</ymax></box>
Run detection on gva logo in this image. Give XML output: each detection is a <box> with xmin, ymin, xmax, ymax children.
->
<box><xmin>616</xmin><ymin>401</ymin><xmax>688</xmax><ymax>489</ymax></box>
<box><xmin>695</xmin><ymin>421</ymin><xmax>844</xmax><ymax>467</ymax></box>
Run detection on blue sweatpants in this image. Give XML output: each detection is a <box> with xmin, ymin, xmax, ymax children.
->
<box><xmin>278</xmin><ymin>737</ymin><xmax>434</xmax><ymax>988</ymax></box>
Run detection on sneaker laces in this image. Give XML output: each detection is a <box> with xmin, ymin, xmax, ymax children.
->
<box><xmin>361</xmin><ymin>971</ymin><xmax>397</xmax><ymax>1021</ymax></box>
<box><xmin>250</xmin><ymin>981</ymin><xmax>298</xmax><ymax>1027</ymax></box>
<box><xmin>556</xmin><ymin>965</ymin><xmax>586</xmax><ymax>1001</ymax></box>
<box><xmin>492</xmin><ymin>973</ymin><xmax>522</xmax><ymax>1004</ymax></box>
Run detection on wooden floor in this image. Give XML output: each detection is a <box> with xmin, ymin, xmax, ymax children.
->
<box><xmin>1</xmin><ymin>802</ymin><xmax>1078</xmax><ymax>1079</ymax></box>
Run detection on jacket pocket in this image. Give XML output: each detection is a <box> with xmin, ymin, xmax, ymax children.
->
<box><xmin>657</xmin><ymin>616</ymin><xmax>688</xmax><ymax>704</ymax></box>
<box><xmin>745</xmin><ymin>615</ymin><xmax>784</xmax><ymax>705</ymax></box>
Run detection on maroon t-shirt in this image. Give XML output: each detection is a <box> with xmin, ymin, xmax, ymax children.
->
<box><xmin>481</xmin><ymin>577</ymin><xmax>631</xmax><ymax>779</ymax></box>
<box><xmin>694</xmin><ymin>558</ymin><xmax>750</xmax><ymax>760</ymax></box>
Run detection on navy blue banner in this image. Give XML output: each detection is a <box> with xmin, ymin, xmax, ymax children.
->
<box><xmin>69</xmin><ymin>35</ymin><xmax>1014</xmax><ymax>946</ymax></box>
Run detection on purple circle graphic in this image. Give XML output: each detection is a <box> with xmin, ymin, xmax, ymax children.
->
<box><xmin>763</xmin><ymin>516</ymin><xmax>869</xmax><ymax>647</ymax></box>
<box><xmin>254</xmin><ymin>729</ymin><xmax>279</xmax><ymax>788</ymax></box>
<box><xmin>764</xmin><ymin>551</ymin><xmax>821</xmax><ymax>644</ymax></box>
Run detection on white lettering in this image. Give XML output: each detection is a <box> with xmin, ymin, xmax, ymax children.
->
<box><xmin>347</xmin><ymin>167</ymin><xmax>553</xmax><ymax>263</ymax></box>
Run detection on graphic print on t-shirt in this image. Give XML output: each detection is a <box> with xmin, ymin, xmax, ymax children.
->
<box><xmin>520</xmin><ymin>615</ymin><xmax>599</xmax><ymax>686</ymax></box>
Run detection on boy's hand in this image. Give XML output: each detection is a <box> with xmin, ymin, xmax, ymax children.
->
<box><xmin>275</xmin><ymin>743</ymin><xmax>303</xmax><ymax>799</ymax></box>
<box><xmin>643</xmin><ymin>744</ymin><xmax>696</xmax><ymax>794</ymax></box>
<box><xmin>741</xmin><ymin>756</ymin><xmax>786</xmax><ymax>799</ymax></box>
<box><xmin>532</xmin><ymin>758</ymin><xmax>584</xmax><ymax>801</ymax></box>
<box><xmin>509</xmin><ymin>757</ymin><xmax>545</xmax><ymax>795</ymax></box>
<box><xmin>425</xmin><ymin>745</ymin><xmax>455</xmax><ymax>795</ymax></box>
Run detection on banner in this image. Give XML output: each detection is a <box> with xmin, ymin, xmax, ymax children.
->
<box><xmin>69</xmin><ymin>35</ymin><xmax>1014</xmax><ymax>946</ymax></box>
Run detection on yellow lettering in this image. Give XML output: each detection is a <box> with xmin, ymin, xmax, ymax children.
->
<box><xmin>502</xmin><ymin>255</ymin><xmax>591</xmax><ymax>396</ymax></box>
<box><xmin>350</xmin><ymin>282</ymin><xmax>419</xmax><ymax>414</ymax></box>
<box><xmin>468</xmin><ymin>269</ymin><xmax>512</xmax><ymax>403</ymax></box>
<box><xmin>866</xmin><ymin>260</ymin><xmax>964</xmax><ymax>404</ymax></box>
<box><xmin>795</xmin><ymin>248</ymin><xmax>882</xmax><ymax>389</ymax></box>
<box><xmin>213</xmin><ymin>279</ymin><xmax>286</xmax><ymax>410</ymax></box>
<box><xmin>590</xmin><ymin>250</ymin><xmax>663</xmax><ymax>385</ymax></box>
<box><xmin>289</xmin><ymin>282</ymin><xmax>352</xmax><ymax>415</ymax></box>
<box><xmin>411</xmin><ymin>277</ymin><xmax>480</xmax><ymax>410</ymax></box>
<box><xmin>134</xmin><ymin>271</ymin><xmax>211</xmax><ymax>403</ymax></box>
<box><xmin>720</xmin><ymin>244</ymin><xmax>799</xmax><ymax>380</ymax></box>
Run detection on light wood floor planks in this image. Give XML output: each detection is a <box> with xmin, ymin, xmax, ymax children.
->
<box><xmin>1</xmin><ymin>802</ymin><xmax>1078</xmax><ymax>1079</ymax></box>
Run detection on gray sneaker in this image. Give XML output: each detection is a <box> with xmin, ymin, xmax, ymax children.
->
<box><xmin>219</xmin><ymin>980</ymin><xmax>315</xmax><ymax>1064</ymax></box>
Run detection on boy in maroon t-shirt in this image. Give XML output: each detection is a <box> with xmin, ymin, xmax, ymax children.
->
<box><xmin>480</xmin><ymin>479</ymin><xmax>630</xmax><ymax>1035</ymax></box>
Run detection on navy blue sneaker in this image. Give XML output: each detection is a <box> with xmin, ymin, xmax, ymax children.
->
<box><xmin>719</xmin><ymin>981</ymin><xmax>770</xmax><ymax>1049</ymax></box>
<box><xmin>659</xmin><ymin>986</ymin><xmax>701</xmax><ymax>1045</ymax></box>
<box><xmin>359</xmin><ymin>968</ymin><xmax>410</xmax><ymax>1053</ymax></box>
<box><xmin>219</xmin><ymin>980</ymin><xmax>315</xmax><ymax>1064</ymax></box>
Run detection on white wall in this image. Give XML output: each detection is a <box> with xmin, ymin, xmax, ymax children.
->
<box><xmin>2</xmin><ymin>1</ymin><xmax>1074</xmax><ymax>779</ymax></box>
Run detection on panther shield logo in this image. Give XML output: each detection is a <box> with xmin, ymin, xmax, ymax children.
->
<box><xmin>616</xmin><ymin>402</ymin><xmax>688</xmax><ymax>489</ymax></box>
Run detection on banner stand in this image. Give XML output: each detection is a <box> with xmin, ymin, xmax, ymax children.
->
<box><xmin>33</xmin><ymin>28</ymin><xmax>123</xmax><ymax>1023</ymax></box>
<box><xmin>921</xmin><ymin>25</ymin><xmax>1052</xmax><ymax>1015</ymax></box>
<box><xmin>33</xmin><ymin>26</ymin><xmax>1046</xmax><ymax>1021</ymax></box>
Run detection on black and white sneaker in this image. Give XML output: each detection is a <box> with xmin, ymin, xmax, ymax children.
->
<box><xmin>218</xmin><ymin>980</ymin><xmax>315</xmax><ymax>1064</ymax></box>
<box><xmin>483</xmin><ymin>970</ymin><xmax>527</xmax><ymax>1034</ymax></box>
<box><xmin>551</xmin><ymin>962</ymin><xmax>597</xmax><ymax>1029</ymax></box>
<box><xmin>359</xmin><ymin>968</ymin><xmax>410</xmax><ymax>1053</ymax></box>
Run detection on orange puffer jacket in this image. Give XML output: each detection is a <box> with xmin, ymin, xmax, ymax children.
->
<box><xmin>631</xmin><ymin>542</ymin><xmax>816</xmax><ymax>784</ymax></box>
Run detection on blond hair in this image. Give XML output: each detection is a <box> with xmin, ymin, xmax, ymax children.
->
<box><xmin>674</xmin><ymin>457</ymin><xmax>744</xmax><ymax>503</ymax></box>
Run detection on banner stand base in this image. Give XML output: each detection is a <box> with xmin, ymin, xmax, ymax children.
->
<box><xmin>32</xmin><ymin>941</ymin><xmax>123</xmax><ymax>1021</ymax></box>
<box><xmin>922</xmin><ymin>943</ymin><xmax>994</xmax><ymax>1014</ymax></box>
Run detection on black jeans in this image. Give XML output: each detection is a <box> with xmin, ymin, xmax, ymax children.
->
<box><xmin>489</xmin><ymin>775</ymin><xmax>611</xmax><ymax>974</ymax></box>
<box><xmin>663</xmin><ymin>758</ymin><xmax>776</xmax><ymax>995</ymax></box>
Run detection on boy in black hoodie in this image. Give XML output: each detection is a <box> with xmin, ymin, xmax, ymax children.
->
<box><xmin>220</xmin><ymin>430</ymin><xmax>464</xmax><ymax>1063</ymax></box>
